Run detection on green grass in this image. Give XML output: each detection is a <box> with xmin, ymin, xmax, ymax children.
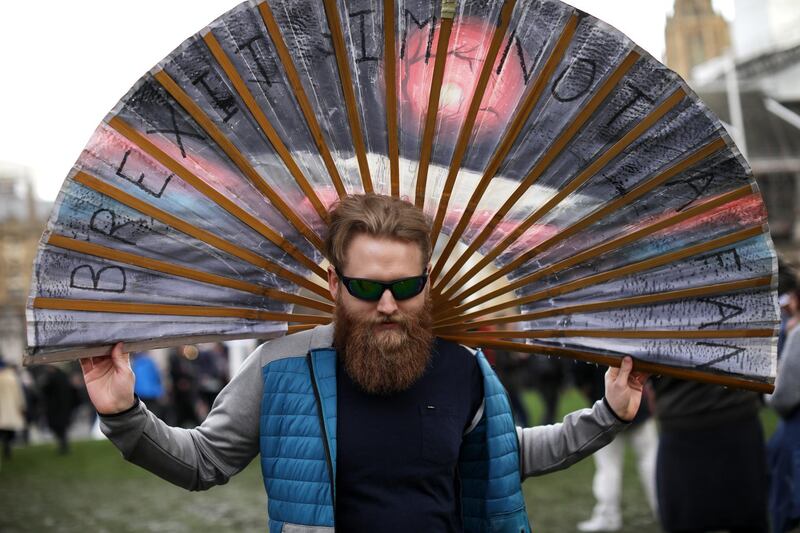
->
<box><xmin>0</xmin><ymin>440</ymin><xmax>267</xmax><ymax>533</ymax></box>
<box><xmin>521</xmin><ymin>389</ymin><xmax>660</xmax><ymax>533</ymax></box>
<box><xmin>0</xmin><ymin>389</ymin><xmax>778</xmax><ymax>532</ymax></box>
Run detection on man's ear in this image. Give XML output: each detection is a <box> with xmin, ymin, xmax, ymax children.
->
<box><xmin>328</xmin><ymin>265</ymin><xmax>339</xmax><ymax>300</ymax></box>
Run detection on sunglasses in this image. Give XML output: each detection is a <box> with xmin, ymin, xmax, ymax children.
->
<box><xmin>335</xmin><ymin>268</ymin><xmax>428</xmax><ymax>301</ymax></box>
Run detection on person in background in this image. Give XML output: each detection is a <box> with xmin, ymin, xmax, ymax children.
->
<box><xmin>493</xmin><ymin>348</ymin><xmax>530</xmax><ymax>426</ymax></box>
<box><xmin>195</xmin><ymin>342</ymin><xmax>229</xmax><ymax>414</ymax></box>
<box><xmin>653</xmin><ymin>377</ymin><xmax>768</xmax><ymax>533</ymax></box>
<box><xmin>132</xmin><ymin>352</ymin><xmax>166</xmax><ymax>420</ymax></box>
<box><xmin>767</xmin><ymin>315</ymin><xmax>800</xmax><ymax>532</ymax></box>
<box><xmin>0</xmin><ymin>356</ymin><xmax>26</xmax><ymax>463</ymax></box>
<box><xmin>37</xmin><ymin>364</ymin><xmax>78</xmax><ymax>454</ymax></box>
<box><xmin>18</xmin><ymin>367</ymin><xmax>39</xmax><ymax>445</ymax></box>
<box><xmin>783</xmin><ymin>288</ymin><xmax>800</xmax><ymax>339</ymax></box>
<box><xmin>574</xmin><ymin>362</ymin><xmax>658</xmax><ymax>531</ymax></box>
<box><xmin>777</xmin><ymin>292</ymin><xmax>792</xmax><ymax>356</ymax></box>
<box><xmin>168</xmin><ymin>346</ymin><xmax>203</xmax><ymax>427</ymax></box>
<box><xmin>529</xmin><ymin>354</ymin><xmax>567</xmax><ymax>425</ymax></box>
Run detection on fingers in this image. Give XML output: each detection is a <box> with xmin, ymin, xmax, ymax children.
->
<box><xmin>80</xmin><ymin>354</ymin><xmax>111</xmax><ymax>377</ymax></box>
<box><xmin>80</xmin><ymin>343</ymin><xmax>128</xmax><ymax>375</ymax></box>
<box><xmin>78</xmin><ymin>357</ymin><xmax>92</xmax><ymax>374</ymax></box>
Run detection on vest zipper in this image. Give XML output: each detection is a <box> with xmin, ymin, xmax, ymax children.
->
<box><xmin>306</xmin><ymin>352</ymin><xmax>336</xmax><ymax>514</ymax></box>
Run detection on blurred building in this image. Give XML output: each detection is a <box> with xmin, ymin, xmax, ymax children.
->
<box><xmin>693</xmin><ymin>46</ymin><xmax>800</xmax><ymax>258</ymax></box>
<box><xmin>0</xmin><ymin>163</ymin><xmax>51</xmax><ymax>365</ymax></box>
<box><xmin>731</xmin><ymin>0</ymin><xmax>800</xmax><ymax>59</ymax></box>
<box><xmin>666</xmin><ymin>0</ymin><xmax>800</xmax><ymax>262</ymax></box>
<box><xmin>665</xmin><ymin>0</ymin><xmax>731</xmax><ymax>79</ymax></box>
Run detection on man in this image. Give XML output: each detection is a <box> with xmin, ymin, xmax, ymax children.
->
<box><xmin>574</xmin><ymin>363</ymin><xmax>658</xmax><ymax>532</ymax></box>
<box><xmin>81</xmin><ymin>194</ymin><xmax>647</xmax><ymax>532</ymax></box>
<box><xmin>654</xmin><ymin>378</ymin><xmax>769</xmax><ymax>532</ymax></box>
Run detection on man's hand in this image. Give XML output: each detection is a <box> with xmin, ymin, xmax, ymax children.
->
<box><xmin>604</xmin><ymin>356</ymin><xmax>649</xmax><ymax>422</ymax></box>
<box><xmin>79</xmin><ymin>342</ymin><xmax>136</xmax><ymax>415</ymax></box>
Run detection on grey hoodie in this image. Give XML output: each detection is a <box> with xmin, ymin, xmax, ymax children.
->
<box><xmin>100</xmin><ymin>325</ymin><xmax>628</xmax><ymax>492</ymax></box>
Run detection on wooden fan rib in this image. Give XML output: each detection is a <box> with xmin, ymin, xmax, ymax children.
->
<box><xmin>429</xmin><ymin>0</ymin><xmax>518</xmax><ymax>240</ymax></box>
<box><xmin>440</xmin><ymin>224</ymin><xmax>767</xmax><ymax>324</ymax></box>
<box><xmin>154</xmin><ymin>70</ymin><xmax>327</xmax><ymax>251</ymax></box>
<box><xmin>32</xmin><ymin>297</ymin><xmax>331</xmax><ymax>324</ymax></box>
<box><xmin>448</xmin><ymin>275</ymin><xmax>772</xmax><ymax>329</ymax></box>
<box><xmin>72</xmin><ymin>171</ymin><xmax>331</xmax><ymax>301</ymax></box>
<box><xmin>200</xmin><ymin>33</ymin><xmax>329</xmax><ymax>224</ymax></box>
<box><xmin>47</xmin><ymin>234</ymin><xmax>333</xmax><ymax>314</ymax></box>
<box><xmin>439</xmin><ymin>329</ymin><xmax>773</xmax><ymax>339</ymax></box>
<box><xmin>287</xmin><ymin>324</ymin><xmax>317</xmax><ymax>335</ymax></box>
<box><xmin>415</xmin><ymin>13</ymin><xmax>454</xmax><ymax>209</ymax></box>
<box><xmin>430</xmin><ymin>12</ymin><xmax>581</xmax><ymax>283</ymax></box>
<box><xmin>323</xmin><ymin>0</ymin><xmax>373</xmax><ymax>193</ymax></box>
<box><xmin>437</xmin><ymin>81</ymin><xmax>681</xmax><ymax>297</ymax></box>
<box><xmin>442</xmin><ymin>136</ymin><xmax>729</xmax><ymax>306</ymax></box>
<box><xmin>256</xmin><ymin>1</ymin><xmax>348</xmax><ymax>199</ymax></box>
<box><xmin>383</xmin><ymin>0</ymin><xmax>400</xmax><ymax>197</ymax></box>
<box><xmin>435</xmin><ymin>184</ymin><xmax>755</xmax><ymax>320</ymax></box>
<box><xmin>26</xmin><ymin>331</ymin><xmax>283</xmax><ymax>365</ymax></box>
<box><xmin>436</xmin><ymin>275</ymin><xmax>773</xmax><ymax>330</ymax></box>
<box><xmin>107</xmin><ymin>116</ymin><xmax>327</xmax><ymax>280</ymax></box>
<box><xmin>437</xmin><ymin>335</ymin><xmax>774</xmax><ymax>394</ymax></box>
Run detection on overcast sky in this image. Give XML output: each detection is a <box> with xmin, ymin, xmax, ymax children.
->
<box><xmin>0</xmin><ymin>0</ymin><xmax>734</xmax><ymax>201</ymax></box>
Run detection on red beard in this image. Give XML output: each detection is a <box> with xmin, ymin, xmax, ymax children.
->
<box><xmin>333</xmin><ymin>295</ymin><xmax>434</xmax><ymax>395</ymax></box>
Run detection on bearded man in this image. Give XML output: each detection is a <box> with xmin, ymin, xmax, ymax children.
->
<box><xmin>82</xmin><ymin>194</ymin><xmax>647</xmax><ymax>532</ymax></box>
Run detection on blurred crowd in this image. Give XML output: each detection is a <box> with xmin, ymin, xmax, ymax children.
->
<box><xmin>1</xmin><ymin>319</ymin><xmax>798</xmax><ymax>532</ymax></box>
<box><xmin>0</xmin><ymin>342</ymin><xmax>231</xmax><ymax>464</ymax></box>
<box><xmin>484</xmin><ymin>281</ymin><xmax>800</xmax><ymax>533</ymax></box>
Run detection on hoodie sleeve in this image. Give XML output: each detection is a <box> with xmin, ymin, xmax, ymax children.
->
<box><xmin>99</xmin><ymin>345</ymin><xmax>264</xmax><ymax>491</ymax></box>
<box><xmin>516</xmin><ymin>399</ymin><xmax>628</xmax><ymax>478</ymax></box>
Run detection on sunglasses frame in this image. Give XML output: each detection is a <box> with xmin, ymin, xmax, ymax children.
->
<box><xmin>335</xmin><ymin>267</ymin><xmax>429</xmax><ymax>302</ymax></box>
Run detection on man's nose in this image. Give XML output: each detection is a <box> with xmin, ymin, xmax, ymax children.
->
<box><xmin>376</xmin><ymin>288</ymin><xmax>398</xmax><ymax>315</ymax></box>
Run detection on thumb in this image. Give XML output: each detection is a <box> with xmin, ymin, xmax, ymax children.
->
<box><xmin>110</xmin><ymin>342</ymin><xmax>130</xmax><ymax>368</ymax></box>
<box><xmin>615</xmin><ymin>356</ymin><xmax>633</xmax><ymax>384</ymax></box>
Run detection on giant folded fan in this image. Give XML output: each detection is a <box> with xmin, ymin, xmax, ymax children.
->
<box><xmin>26</xmin><ymin>0</ymin><xmax>779</xmax><ymax>392</ymax></box>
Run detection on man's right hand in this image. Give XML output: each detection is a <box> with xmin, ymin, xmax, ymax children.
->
<box><xmin>79</xmin><ymin>342</ymin><xmax>136</xmax><ymax>415</ymax></box>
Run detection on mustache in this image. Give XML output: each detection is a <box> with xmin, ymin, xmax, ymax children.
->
<box><xmin>369</xmin><ymin>314</ymin><xmax>413</xmax><ymax>326</ymax></box>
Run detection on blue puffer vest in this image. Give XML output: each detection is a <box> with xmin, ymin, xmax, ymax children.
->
<box><xmin>259</xmin><ymin>346</ymin><xmax>531</xmax><ymax>532</ymax></box>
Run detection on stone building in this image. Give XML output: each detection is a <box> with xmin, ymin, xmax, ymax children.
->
<box><xmin>0</xmin><ymin>163</ymin><xmax>51</xmax><ymax>365</ymax></box>
<box><xmin>665</xmin><ymin>0</ymin><xmax>731</xmax><ymax>79</ymax></box>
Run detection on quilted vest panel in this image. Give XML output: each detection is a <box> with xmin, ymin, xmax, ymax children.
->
<box><xmin>459</xmin><ymin>351</ymin><xmax>531</xmax><ymax>532</ymax></box>
<box><xmin>260</xmin><ymin>355</ymin><xmax>335</xmax><ymax>529</ymax></box>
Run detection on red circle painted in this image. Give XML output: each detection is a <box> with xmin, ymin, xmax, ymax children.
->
<box><xmin>399</xmin><ymin>19</ymin><xmax>526</xmax><ymax>138</ymax></box>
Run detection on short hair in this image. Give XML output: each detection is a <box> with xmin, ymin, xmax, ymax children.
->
<box><xmin>324</xmin><ymin>194</ymin><xmax>432</xmax><ymax>271</ymax></box>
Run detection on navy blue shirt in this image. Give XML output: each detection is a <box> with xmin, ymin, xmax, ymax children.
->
<box><xmin>335</xmin><ymin>338</ymin><xmax>484</xmax><ymax>531</ymax></box>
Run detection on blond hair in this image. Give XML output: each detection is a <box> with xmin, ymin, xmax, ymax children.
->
<box><xmin>324</xmin><ymin>194</ymin><xmax>431</xmax><ymax>270</ymax></box>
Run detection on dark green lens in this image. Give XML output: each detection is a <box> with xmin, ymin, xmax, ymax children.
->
<box><xmin>391</xmin><ymin>278</ymin><xmax>421</xmax><ymax>299</ymax></box>
<box><xmin>349</xmin><ymin>279</ymin><xmax>384</xmax><ymax>300</ymax></box>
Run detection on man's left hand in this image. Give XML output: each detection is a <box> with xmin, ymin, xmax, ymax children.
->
<box><xmin>604</xmin><ymin>356</ymin><xmax>649</xmax><ymax>422</ymax></box>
